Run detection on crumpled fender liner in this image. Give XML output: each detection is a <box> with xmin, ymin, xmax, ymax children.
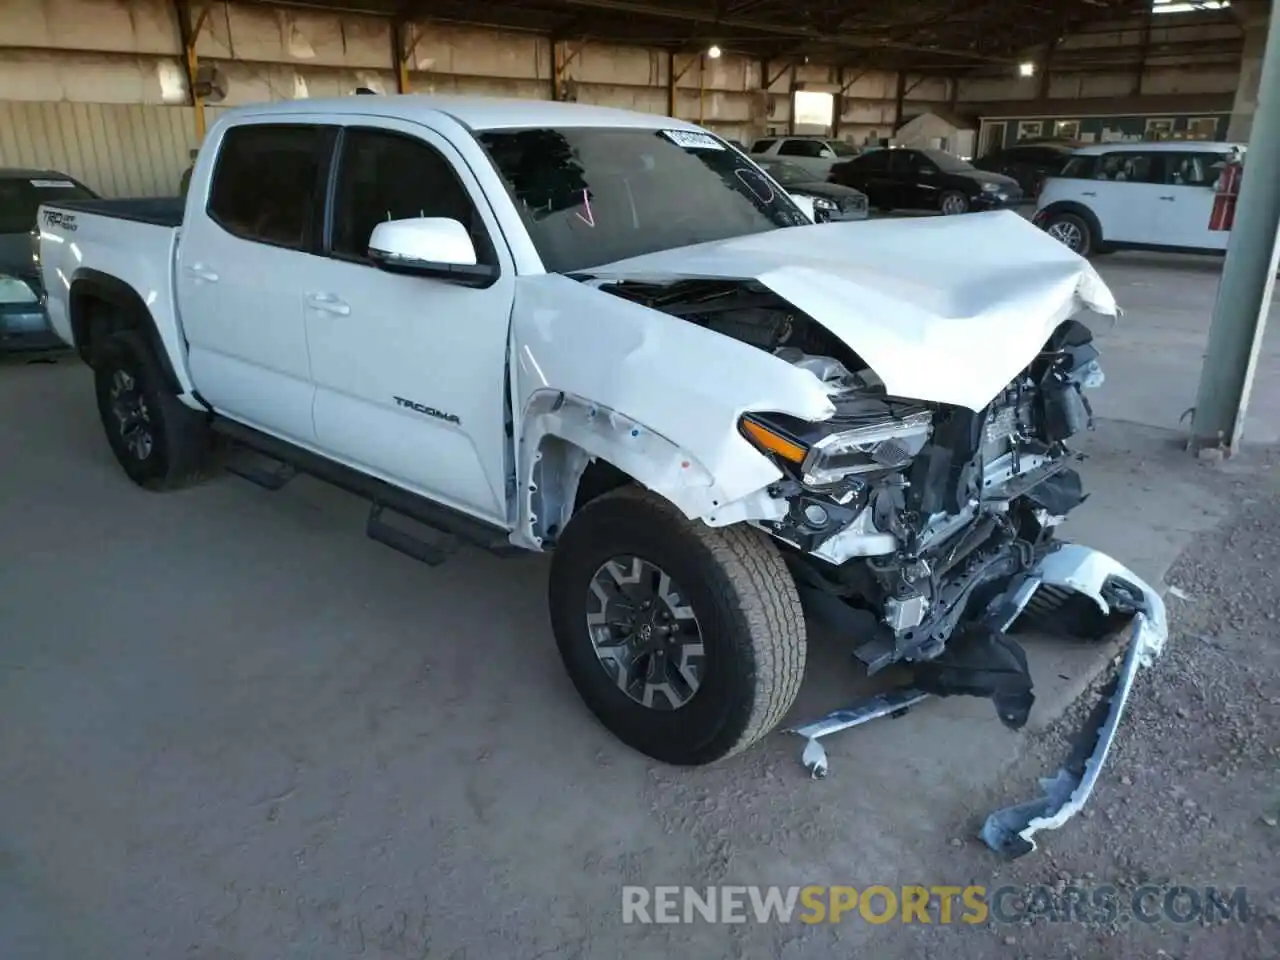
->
<box><xmin>513</xmin><ymin>390</ymin><xmax>788</xmax><ymax>550</ymax></box>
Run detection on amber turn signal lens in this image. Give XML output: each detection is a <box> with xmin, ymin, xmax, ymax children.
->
<box><xmin>740</xmin><ymin>417</ymin><xmax>808</xmax><ymax>463</ymax></box>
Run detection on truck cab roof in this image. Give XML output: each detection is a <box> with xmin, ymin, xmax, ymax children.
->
<box><xmin>219</xmin><ymin>94</ymin><xmax>709</xmax><ymax>134</ymax></box>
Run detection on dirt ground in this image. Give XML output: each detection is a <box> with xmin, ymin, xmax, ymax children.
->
<box><xmin>4</xmin><ymin>243</ymin><xmax>1280</xmax><ymax>959</ymax></box>
<box><xmin>898</xmin><ymin>443</ymin><xmax>1280</xmax><ymax>960</ymax></box>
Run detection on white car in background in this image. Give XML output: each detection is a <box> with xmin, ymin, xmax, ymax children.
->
<box><xmin>749</xmin><ymin>135</ymin><xmax>860</xmax><ymax>179</ymax></box>
<box><xmin>1033</xmin><ymin>141</ymin><xmax>1244</xmax><ymax>257</ymax></box>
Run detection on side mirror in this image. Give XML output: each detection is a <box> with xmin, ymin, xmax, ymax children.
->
<box><xmin>789</xmin><ymin>194</ymin><xmax>817</xmax><ymax>222</ymax></box>
<box><xmin>368</xmin><ymin>217</ymin><xmax>498</xmax><ymax>288</ymax></box>
<box><xmin>818</xmin><ymin>148</ymin><xmax>836</xmax><ymax>159</ymax></box>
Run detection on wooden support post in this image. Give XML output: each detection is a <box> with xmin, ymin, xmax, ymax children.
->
<box><xmin>551</xmin><ymin>39</ymin><xmax>563</xmax><ymax>100</ymax></box>
<box><xmin>893</xmin><ymin>69</ymin><xmax>907</xmax><ymax>134</ymax></box>
<box><xmin>786</xmin><ymin>64</ymin><xmax>797</xmax><ymax>134</ymax></box>
<box><xmin>833</xmin><ymin>65</ymin><xmax>844</xmax><ymax>138</ymax></box>
<box><xmin>699</xmin><ymin>54</ymin><xmax>706</xmax><ymax>125</ymax></box>
<box><xmin>1037</xmin><ymin>42</ymin><xmax>1054</xmax><ymax>101</ymax></box>
<box><xmin>174</xmin><ymin>1</ymin><xmax>210</xmax><ymax>141</ymax></box>
<box><xmin>551</xmin><ymin>39</ymin><xmax>586</xmax><ymax>101</ymax></box>
<box><xmin>667</xmin><ymin>50</ymin><xmax>677</xmax><ymax>116</ymax></box>
<box><xmin>1134</xmin><ymin>7</ymin><xmax>1154</xmax><ymax>96</ymax></box>
<box><xmin>393</xmin><ymin>21</ymin><xmax>417</xmax><ymax>94</ymax></box>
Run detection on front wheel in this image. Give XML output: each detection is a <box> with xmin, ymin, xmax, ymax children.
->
<box><xmin>548</xmin><ymin>487</ymin><xmax>807</xmax><ymax>765</ymax></box>
<box><xmin>1043</xmin><ymin>212</ymin><xmax>1094</xmax><ymax>256</ymax></box>
<box><xmin>939</xmin><ymin>190</ymin><xmax>969</xmax><ymax>215</ymax></box>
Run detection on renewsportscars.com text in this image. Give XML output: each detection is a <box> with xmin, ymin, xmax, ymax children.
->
<box><xmin>621</xmin><ymin>884</ymin><xmax>1252</xmax><ymax>926</ymax></box>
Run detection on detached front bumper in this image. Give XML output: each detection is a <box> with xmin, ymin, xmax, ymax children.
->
<box><xmin>979</xmin><ymin>544</ymin><xmax>1167</xmax><ymax>857</ymax></box>
<box><xmin>789</xmin><ymin>542</ymin><xmax>1167</xmax><ymax>858</ymax></box>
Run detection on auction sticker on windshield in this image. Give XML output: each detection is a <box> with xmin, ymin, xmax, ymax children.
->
<box><xmin>660</xmin><ymin>130</ymin><xmax>725</xmax><ymax>150</ymax></box>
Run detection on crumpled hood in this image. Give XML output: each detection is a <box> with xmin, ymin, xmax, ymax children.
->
<box><xmin>584</xmin><ymin>210</ymin><xmax>1117</xmax><ymax>411</ymax></box>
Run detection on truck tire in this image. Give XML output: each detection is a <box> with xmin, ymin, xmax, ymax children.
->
<box><xmin>93</xmin><ymin>329</ymin><xmax>211</xmax><ymax>490</ymax></box>
<box><xmin>549</xmin><ymin>486</ymin><xmax>806</xmax><ymax>765</ymax></box>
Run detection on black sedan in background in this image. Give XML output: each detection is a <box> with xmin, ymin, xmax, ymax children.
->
<box><xmin>1</xmin><ymin>168</ymin><xmax>98</xmax><ymax>351</ymax></box>
<box><xmin>972</xmin><ymin>140</ymin><xmax>1078</xmax><ymax>198</ymax></box>
<box><xmin>753</xmin><ymin>158</ymin><xmax>869</xmax><ymax>221</ymax></box>
<box><xmin>829</xmin><ymin>147</ymin><xmax>1021</xmax><ymax>215</ymax></box>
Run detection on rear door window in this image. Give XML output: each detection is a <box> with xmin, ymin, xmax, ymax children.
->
<box><xmin>1163</xmin><ymin>151</ymin><xmax>1228</xmax><ymax>187</ymax></box>
<box><xmin>207</xmin><ymin>124</ymin><xmax>333</xmax><ymax>251</ymax></box>
<box><xmin>750</xmin><ymin>138</ymin><xmax>777</xmax><ymax>153</ymax></box>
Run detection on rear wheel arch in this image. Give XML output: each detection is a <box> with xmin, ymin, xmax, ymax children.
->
<box><xmin>69</xmin><ymin>270</ymin><xmax>180</xmax><ymax>392</ymax></box>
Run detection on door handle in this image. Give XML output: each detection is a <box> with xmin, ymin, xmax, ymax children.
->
<box><xmin>1158</xmin><ymin>195</ymin><xmax>1176</xmax><ymax>201</ymax></box>
<box><xmin>306</xmin><ymin>292</ymin><xmax>351</xmax><ymax>317</ymax></box>
<box><xmin>185</xmin><ymin>263</ymin><xmax>218</xmax><ymax>282</ymax></box>
<box><xmin>1081</xmin><ymin>191</ymin><xmax>1097</xmax><ymax>197</ymax></box>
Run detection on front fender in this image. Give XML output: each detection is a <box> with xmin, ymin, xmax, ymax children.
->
<box><xmin>509</xmin><ymin>274</ymin><xmax>835</xmax><ymax>546</ymax></box>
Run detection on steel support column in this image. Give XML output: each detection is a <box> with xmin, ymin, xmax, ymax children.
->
<box><xmin>1189</xmin><ymin>2</ymin><xmax>1280</xmax><ymax>455</ymax></box>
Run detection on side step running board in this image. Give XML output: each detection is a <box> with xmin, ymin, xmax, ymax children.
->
<box><xmin>366</xmin><ymin>503</ymin><xmax>456</xmax><ymax>567</ymax></box>
<box><xmin>225</xmin><ymin>452</ymin><xmax>297</xmax><ymax>491</ymax></box>
<box><xmin>213</xmin><ymin>417</ymin><xmax>522</xmax><ymax>564</ymax></box>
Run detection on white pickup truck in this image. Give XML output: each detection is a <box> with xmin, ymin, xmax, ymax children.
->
<box><xmin>39</xmin><ymin>96</ymin><xmax>1166</xmax><ymax>854</ymax></box>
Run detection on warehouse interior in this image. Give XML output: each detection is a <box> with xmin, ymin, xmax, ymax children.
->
<box><xmin>0</xmin><ymin>0</ymin><xmax>1270</xmax><ymax>194</ymax></box>
<box><xmin>3</xmin><ymin>2</ymin><xmax>1280</xmax><ymax>959</ymax></box>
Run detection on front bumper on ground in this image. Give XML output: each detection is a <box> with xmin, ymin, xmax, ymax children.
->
<box><xmin>788</xmin><ymin>542</ymin><xmax>1168</xmax><ymax>858</ymax></box>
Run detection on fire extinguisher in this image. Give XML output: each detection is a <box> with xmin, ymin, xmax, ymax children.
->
<box><xmin>1209</xmin><ymin>151</ymin><xmax>1243</xmax><ymax>231</ymax></box>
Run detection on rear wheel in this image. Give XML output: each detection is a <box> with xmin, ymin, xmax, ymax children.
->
<box><xmin>93</xmin><ymin>330</ymin><xmax>212</xmax><ymax>490</ymax></box>
<box><xmin>549</xmin><ymin>487</ymin><xmax>807</xmax><ymax>765</ymax></box>
<box><xmin>1043</xmin><ymin>212</ymin><xmax>1094</xmax><ymax>256</ymax></box>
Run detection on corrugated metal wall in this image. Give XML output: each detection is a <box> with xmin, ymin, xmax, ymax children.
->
<box><xmin>0</xmin><ymin>101</ymin><xmax>203</xmax><ymax>197</ymax></box>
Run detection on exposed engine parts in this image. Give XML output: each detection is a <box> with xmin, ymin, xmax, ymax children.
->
<box><xmin>600</xmin><ymin>277</ymin><xmax>1112</xmax><ymax>716</ymax></box>
<box><xmin>598</xmin><ymin>274</ymin><xmax>1107</xmax><ymax>726</ymax></box>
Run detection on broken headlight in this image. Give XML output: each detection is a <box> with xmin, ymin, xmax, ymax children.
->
<box><xmin>740</xmin><ymin>410</ymin><xmax>933</xmax><ymax>486</ymax></box>
<box><xmin>800</xmin><ymin>412</ymin><xmax>932</xmax><ymax>485</ymax></box>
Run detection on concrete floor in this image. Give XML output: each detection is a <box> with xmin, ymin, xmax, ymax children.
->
<box><xmin>1</xmin><ymin>251</ymin><xmax>1277</xmax><ymax>959</ymax></box>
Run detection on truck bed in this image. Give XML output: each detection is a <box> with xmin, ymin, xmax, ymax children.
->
<box><xmin>38</xmin><ymin>197</ymin><xmax>188</xmax><ymax>386</ymax></box>
<box><xmin>48</xmin><ymin>196</ymin><xmax>184</xmax><ymax>228</ymax></box>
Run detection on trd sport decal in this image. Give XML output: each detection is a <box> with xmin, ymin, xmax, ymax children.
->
<box><xmin>393</xmin><ymin>396</ymin><xmax>461</xmax><ymax>425</ymax></box>
<box><xmin>42</xmin><ymin>210</ymin><xmax>77</xmax><ymax>231</ymax></box>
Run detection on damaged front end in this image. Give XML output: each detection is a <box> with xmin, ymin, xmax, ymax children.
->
<box><xmin>597</xmin><ymin>275</ymin><xmax>1166</xmax><ymax>855</ymax></box>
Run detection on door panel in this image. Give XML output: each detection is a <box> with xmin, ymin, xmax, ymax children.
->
<box><xmin>1153</xmin><ymin>152</ymin><xmax>1230</xmax><ymax>251</ymax></box>
<box><xmin>176</xmin><ymin>122</ymin><xmax>333</xmax><ymax>443</ymax></box>
<box><xmin>1085</xmin><ymin>151</ymin><xmax>1164</xmax><ymax>245</ymax></box>
<box><xmin>1153</xmin><ymin>186</ymin><xmax>1221</xmax><ymax>250</ymax></box>
<box><xmin>299</xmin><ymin>122</ymin><xmax>515</xmax><ymax>524</ymax></box>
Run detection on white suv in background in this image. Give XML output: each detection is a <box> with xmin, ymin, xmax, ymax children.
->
<box><xmin>1033</xmin><ymin>141</ymin><xmax>1244</xmax><ymax>257</ymax></box>
<box><xmin>749</xmin><ymin>135</ymin><xmax>860</xmax><ymax>179</ymax></box>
